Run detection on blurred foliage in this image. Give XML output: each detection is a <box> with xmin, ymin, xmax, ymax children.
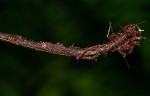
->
<box><xmin>0</xmin><ymin>0</ymin><xmax>150</xmax><ymax>96</ymax></box>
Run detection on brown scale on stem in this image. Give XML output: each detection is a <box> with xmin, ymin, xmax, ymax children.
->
<box><xmin>0</xmin><ymin>24</ymin><xmax>143</xmax><ymax>60</ymax></box>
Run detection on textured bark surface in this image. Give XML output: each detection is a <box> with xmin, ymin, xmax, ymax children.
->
<box><xmin>0</xmin><ymin>24</ymin><xmax>143</xmax><ymax>60</ymax></box>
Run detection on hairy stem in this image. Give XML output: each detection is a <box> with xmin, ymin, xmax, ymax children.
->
<box><xmin>0</xmin><ymin>24</ymin><xmax>143</xmax><ymax>60</ymax></box>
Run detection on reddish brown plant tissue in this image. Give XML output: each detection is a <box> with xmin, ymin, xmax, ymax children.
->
<box><xmin>0</xmin><ymin>24</ymin><xmax>143</xmax><ymax>60</ymax></box>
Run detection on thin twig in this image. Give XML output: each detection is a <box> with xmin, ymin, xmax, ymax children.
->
<box><xmin>0</xmin><ymin>24</ymin><xmax>143</xmax><ymax>60</ymax></box>
<box><xmin>107</xmin><ymin>21</ymin><xmax>112</xmax><ymax>37</ymax></box>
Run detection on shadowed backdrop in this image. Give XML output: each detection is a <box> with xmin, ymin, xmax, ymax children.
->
<box><xmin>0</xmin><ymin>0</ymin><xmax>150</xmax><ymax>96</ymax></box>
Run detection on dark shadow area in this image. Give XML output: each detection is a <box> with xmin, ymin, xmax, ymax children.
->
<box><xmin>0</xmin><ymin>0</ymin><xmax>150</xmax><ymax>96</ymax></box>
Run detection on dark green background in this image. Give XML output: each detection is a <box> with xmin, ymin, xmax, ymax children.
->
<box><xmin>0</xmin><ymin>0</ymin><xmax>150</xmax><ymax>96</ymax></box>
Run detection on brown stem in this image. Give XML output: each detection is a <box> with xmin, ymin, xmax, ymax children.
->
<box><xmin>0</xmin><ymin>24</ymin><xmax>143</xmax><ymax>60</ymax></box>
